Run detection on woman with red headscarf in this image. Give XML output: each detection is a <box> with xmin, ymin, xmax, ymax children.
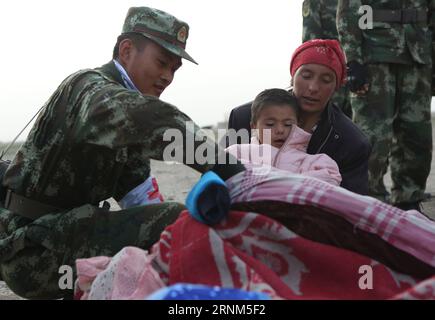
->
<box><xmin>227</xmin><ymin>39</ymin><xmax>371</xmax><ymax>195</ymax></box>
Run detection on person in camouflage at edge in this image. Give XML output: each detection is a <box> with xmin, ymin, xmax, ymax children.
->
<box><xmin>337</xmin><ymin>0</ymin><xmax>434</xmax><ymax>211</ymax></box>
<box><xmin>302</xmin><ymin>0</ymin><xmax>353</xmax><ymax>118</ymax></box>
<box><xmin>0</xmin><ymin>7</ymin><xmax>244</xmax><ymax>299</ymax></box>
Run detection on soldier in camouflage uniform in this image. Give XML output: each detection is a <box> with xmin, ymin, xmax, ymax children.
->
<box><xmin>302</xmin><ymin>0</ymin><xmax>353</xmax><ymax>118</ymax></box>
<box><xmin>0</xmin><ymin>7</ymin><xmax>244</xmax><ymax>299</ymax></box>
<box><xmin>337</xmin><ymin>0</ymin><xmax>434</xmax><ymax>210</ymax></box>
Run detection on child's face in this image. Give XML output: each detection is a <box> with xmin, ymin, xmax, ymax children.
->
<box><xmin>252</xmin><ymin>105</ymin><xmax>298</xmax><ymax>148</ymax></box>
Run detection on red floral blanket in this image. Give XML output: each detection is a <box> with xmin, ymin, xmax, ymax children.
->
<box><xmin>152</xmin><ymin>210</ymin><xmax>425</xmax><ymax>299</ymax></box>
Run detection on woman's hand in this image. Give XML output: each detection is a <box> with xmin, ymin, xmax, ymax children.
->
<box><xmin>347</xmin><ymin>61</ymin><xmax>369</xmax><ymax>95</ymax></box>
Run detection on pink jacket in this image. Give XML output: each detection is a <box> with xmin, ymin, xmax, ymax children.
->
<box><xmin>225</xmin><ymin>125</ymin><xmax>342</xmax><ymax>186</ymax></box>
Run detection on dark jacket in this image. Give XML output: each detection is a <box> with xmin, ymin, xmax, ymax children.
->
<box><xmin>227</xmin><ymin>101</ymin><xmax>371</xmax><ymax>195</ymax></box>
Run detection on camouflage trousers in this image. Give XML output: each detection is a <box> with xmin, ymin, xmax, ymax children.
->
<box><xmin>351</xmin><ymin>62</ymin><xmax>433</xmax><ymax>204</ymax></box>
<box><xmin>0</xmin><ymin>202</ymin><xmax>184</xmax><ymax>299</ymax></box>
<box><xmin>331</xmin><ymin>85</ymin><xmax>353</xmax><ymax>119</ymax></box>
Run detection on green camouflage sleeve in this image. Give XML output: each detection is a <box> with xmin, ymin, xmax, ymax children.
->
<box><xmin>77</xmin><ymin>81</ymin><xmax>221</xmax><ymax>174</ymax></box>
<box><xmin>430</xmin><ymin>0</ymin><xmax>435</xmax><ymax>95</ymax></box>
<box><xmin>430</xmin><ymin>0</ymin><xmax>435</xmax><ymax>38</ymax></box>
<box><xmin>302</xmin><ymin>0</ymin><xmax>323</xmax><ymax>42</ymax></box>
<box><xmin>337</xmin><ymin>0</ymin><xmax>364</xmax><ymax>64</ymax></box>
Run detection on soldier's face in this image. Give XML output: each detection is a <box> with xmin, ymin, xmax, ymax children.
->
<box><xmin>121</xmin><ymin>40</ymin><xmax>182</xmax><ymax>97</ymax></box>
<box><xmin>292</xmin><ymin>64</ymin><xmax>336</xmax><ymax>116</ymax></box>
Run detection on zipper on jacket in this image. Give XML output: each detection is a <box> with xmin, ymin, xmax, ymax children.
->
<box><xmin>272</xmin><ymin>126</ymin><xmax>295</xmax><ymax>167</ymax></box>
<box><xmin>315</xmin><ymin>126</ymin><xmax>333</xmax><ymax>154</ymax></box>
<box><xmin>272</xmin><ymin>147</ymin><xmax>280</xmax><ymax>167</ymax></box>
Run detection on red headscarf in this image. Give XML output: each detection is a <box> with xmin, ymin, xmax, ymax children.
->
<box><xmin>290</xmin><ymin>39</ymin><xmax>347</xmax><ymax>90</ymax></box>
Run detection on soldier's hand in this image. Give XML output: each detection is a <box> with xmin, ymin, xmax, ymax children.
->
<box><xmin>347</xmin><ymin>61</ymin><xmax>369</xmax><ymax>94</ymax></box>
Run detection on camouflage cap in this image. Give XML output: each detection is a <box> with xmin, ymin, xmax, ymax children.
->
<box><xmin>122</xmin><ymin>6</ymin><xmax>197</xmax><ymax>64</ymax></box>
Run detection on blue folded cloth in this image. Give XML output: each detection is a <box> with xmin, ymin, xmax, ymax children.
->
<box><xmin>185</xmin><ymin>171</ymin><xmax>231</xmax><ymax>225</ymax></box>
<box><xmin>147</xmin><ymin>283</ymin><xmax>270</xmax><ymax>300</ymax></box>
<box><xmin>118</xmin><ymin>176</ymin><xmax>163</xmax><ymax>209</ymax></box>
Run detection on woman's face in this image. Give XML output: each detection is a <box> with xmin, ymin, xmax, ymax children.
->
<box><xmin>292</xmin><ymin>64</ymin><xmax>337</xmax><ymax>116</ymax></box>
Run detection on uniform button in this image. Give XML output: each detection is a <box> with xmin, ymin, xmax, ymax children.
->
<box><xmin>334</xmin><ymin>134</ymin><xmax>339</xmax><ymax>139</ymax></box>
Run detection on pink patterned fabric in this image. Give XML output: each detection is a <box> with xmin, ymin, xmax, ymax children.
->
<box><xmin>75</xmin><ymin>247</ymin><xmax>165</xmax><ymax>300</ymax></box>
<box><xmin>227</xmin><ymin>165</ymin><xmax>435</xmax><ymax>267</ymax></box>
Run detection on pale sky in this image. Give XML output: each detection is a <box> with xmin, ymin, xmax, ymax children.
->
<box><xmin>1</xmin><ymin>1</ymin><xmax>433</xmax><ymax>142</ymax></box>
<box><xmin>0</xmin><ymin>0</ymin><xmax>303</xmax><ymax>142</ymax></box>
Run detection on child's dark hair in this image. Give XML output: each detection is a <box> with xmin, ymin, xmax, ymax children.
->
<box><xmin>251</xmin><ymin>88</ymin><xmax>300</xmax><ymax>125</ymax></box>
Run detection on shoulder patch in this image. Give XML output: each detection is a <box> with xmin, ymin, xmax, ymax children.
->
<box><xmin>177</xmin><ymin>26</ymin><xmax>187</xmax><ymax>44</ymax></box>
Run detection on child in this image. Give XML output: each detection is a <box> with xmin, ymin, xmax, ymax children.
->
<box><xmin>226</xmin><ymin>88</ymin><xmax>341</xmax><ymax>186</ymax></box>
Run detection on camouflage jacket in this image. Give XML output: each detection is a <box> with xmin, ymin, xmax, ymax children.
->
<box><xmin>337</xmin><ymin>0</ymin><xmax>435</xmax><ymax>64</ymax></box>
<box><xmin>3</xmin><ymin>61</ymin><xmax>217</xmax><ymax>209</ymax></box>
<box><xmin>302</xmin><ymin>0</ymin><xmax>339</xmax><ymax>42</ymax></box>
